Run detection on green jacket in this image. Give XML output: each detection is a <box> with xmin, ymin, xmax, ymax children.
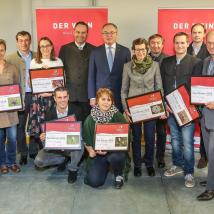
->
<box><xmin>83</xmin><ymin>111</ymin><xmax>131</xmax><ymax>171</ymax></box>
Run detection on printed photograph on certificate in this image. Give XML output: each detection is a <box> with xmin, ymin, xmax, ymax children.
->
<box><xmin>95</xmin><ymin>123</ymin><xmax>129</xmax><ymax>151</ymax></box>
<box><xmin>30</xmin><ymin>67</ymin><xmax>64</xmax><ymax>94</ymax></box>
<box><xmin>191</xmin><ymin>76</ymin><xmax>214</xmax><ymax>104</ymax></box>
<box><xmin>0</xmin><ymin>84</ymin><xmax>23</xmax><ymax>112</ymax></box>
<box><xmin>126</xmin><ymin>90</ymin><xmax>166</xmax><ymax>123</ymax></box>
<box><xmin>166</xmin><ymin>85</ymin><xmax>200</xmax><ymax>126</ymax></box>
<box><xmin>45</xmin><ymin>121</ymin><xmax>81</xmax><ymax>150</ymax></box>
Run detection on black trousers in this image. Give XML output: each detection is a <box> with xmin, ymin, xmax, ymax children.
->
<box><xmin>85</xmin><ymin>152</ymin><xmax>126</xmax><ymax>188</ymax></box>
<box><xmin>17</xmin><ymin>93</ymin><xmax>37</xmax><ymax>156</ymax></box>
<box><xmin>156</xmin><ymin>119</ymin><xmax>166</xmax><ymax>162</ymax></box>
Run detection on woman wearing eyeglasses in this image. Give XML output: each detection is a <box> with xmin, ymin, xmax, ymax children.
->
<box><xmin>27</xmin><ymin>37</ymin><xmax>63</xmax><ymax>155</ymax></box>
<box><xmin>121</xmin><ymin>38</ymin><xmax>163</xmax><ymax>177</ymax></box>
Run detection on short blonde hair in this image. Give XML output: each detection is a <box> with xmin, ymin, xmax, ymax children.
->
<box><xmin>96</xmin><ymin>88</ymin><xmax>115</xmax><ymax>105</ymax></box>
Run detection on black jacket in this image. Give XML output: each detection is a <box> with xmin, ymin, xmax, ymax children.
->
<box><xmin>161</xmin><ymin>54</ymin><xmax>202</xmax><ymax>95</ymax></box>
<box><xmin>187</xmin><ymin>42</ymin><xmax>209</xmax><ymax>60</ymax></box>
<box><xmin>45</xmin><ymin>102</ymin><xmax>82</xmax><ymax>122</ymax></box>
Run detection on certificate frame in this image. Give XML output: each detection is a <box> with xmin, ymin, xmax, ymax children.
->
<box><xmin>44</xmin><ymin>121</ymin><xmax>82</xmax><ymax>150</ymax></box>
<box><xmin>30</xmin><ymin>66</ymin><xmax>65</xmax><ymax>94</ymax></box>
<box><xmin>191</xmin><ymin>76</ymin><xmax>214</xmax><ymax>105</ymax></box>
<box><xmin>0</xmin><ymin>84</ymin><xmax>23</xmax><ymax>112</ymax></box>
<box><xmin>94</xmin><ymin>123</ymin><xmax>129</xmax><ymax>151</ymax></box>
<box><xmin>165</xmin><ymin>84</ymin><xmax>200</xmax><ymax>127</ymax></box>
<box><xmin>125</xmin><ymin>90</ymin><xmax>166</xmax><ymax>123</ymax></box>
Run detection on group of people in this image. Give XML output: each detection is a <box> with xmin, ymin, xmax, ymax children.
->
<box><xmin>0</xmin><ymin>21</ymin><xmax>214</xmax><ymax>201</ymax></box>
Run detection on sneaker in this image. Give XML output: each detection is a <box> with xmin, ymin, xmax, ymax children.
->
<box><xmin>184</xmin><ymin>174</ymin><xmax>195</xmax><ymax>188</ymax></box>
<box><xmin>164</xmin><ymin>165</ymin><xmax>183</xmax><ymax>177</ymax></box>
<box><xmin>114</xmin><ymin>176</ymin><xmax>124</xmax><ymax>189</ymax></box>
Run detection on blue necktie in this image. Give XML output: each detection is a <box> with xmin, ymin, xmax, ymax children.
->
<box><xmin>107</xmin><ymin>46</ymin><xmax>113</xmax><ymax>71</ymax></box>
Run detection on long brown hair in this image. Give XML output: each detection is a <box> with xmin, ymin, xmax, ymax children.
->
<box><xmin>35</xmin><ymin>37</ymin><xmax>56</xmax><ymax>64</ymax></box>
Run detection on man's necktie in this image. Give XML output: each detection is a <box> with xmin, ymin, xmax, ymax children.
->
<box><xmin>107</xmin><ymin>46</ymin><xmax>114</xmax><ymax>71</ymax></box>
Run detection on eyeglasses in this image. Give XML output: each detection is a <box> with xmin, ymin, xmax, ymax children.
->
<box><xmin>102</xmin><ymin>31</ymin><xmax>117</xmax><ymax>36</ymax></box>
<box><xmin>40</xmin><ymin>44</ymin><xmax>52</xmax><ymax>49</ymax></box>
<box><xmin>135</xmin><ymin>48</ymin><xmax>147</xmax><ymax>52</ymax></box>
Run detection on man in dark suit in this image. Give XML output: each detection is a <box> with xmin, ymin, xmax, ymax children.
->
<box><xmin>197</xmin><ymin>31</ymin><xmax>214</xmax><ymax>201</ymax></box>
<box><xmin>88</xmin><ymin>23</ymin><xmax>131</xmax><ymax>112</ymax></box>
<box><xmin>188</xmin><ymin>23</ymin><xmax>209</xmax><ymax>169</ymax></box>
<box><xmin>34</xmin><ymin>87</ymin><xmax>84</xmax><ymax>184</ymax></box>
<box><xmin>59</xmin><ymin>21</ymin><xmax>95</xmax><ymax>121</ymax></box>
<box><xmin>161</xmin><ymin>32</ymin><xmax>201</xmax><ymax>188</ymax></box>
<box><xmin>148</xmin><ymin>34</ymin><xmax>168</xmax><ymax>168</ymax></box>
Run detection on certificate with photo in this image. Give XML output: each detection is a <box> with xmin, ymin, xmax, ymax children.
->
<box><xmin>126</xmin><ymin>90</ymin><xmax>166</xmax><ymax>123</ymax></box>
<box><xmin>0</xmin><ymin>84</ymin><xmax>23</xmax><ymax>112</ymax></box>
<box><xmin>45</xmin><ymin>121</ymin><xmax>81</xmax><ymax>150</ymax></box>
<box><xmin>165</xmin><ymin>85</ymin><xmax>200</xmax><ymax>127</ymax></box>
<box><xmin>95</xmin><ymin>123</ymin><xmax>129</xmax><ymax>151</ymax></box>
<box><xmin>30</xmin><ymin>67</ymin><xmax>64</xmax><ymax>94</ymax></box>
<box><xmin>191</xmin><ymin>76</ymin><xmax>214</xmax><ymax>104</ymax></box>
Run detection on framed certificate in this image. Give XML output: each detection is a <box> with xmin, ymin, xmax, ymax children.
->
<box><xmin>0</xmin><ymin>84</ymin><xmax>23</xmax><ymax>112</ymax></box>
<box><xmin>45</xmin><ymin>121</ymin><xmax>81</xmax><ymax>150</ymax></box>
<box><xmin>165</xmin><ymin>85</ymin><xmax>200</xmax><ymax>127</ymax></box>
<box><xmin>191</xmin><ymin>76</ymin><xmax>214</xmax><ymax>104</ymax></box>
<box><xmin>126</xmin><ymin>90</ymin><xmax>166</xmax><ymax>123</ymax></box>
<box><xmin>95</xmin><ymin>123</ymin><xmax>129</xmax><ymax>151</ymax></box>
<box><xmin>30</xmin><ymin>67</ymin><xmax>65</xmax><ymax>94</ymax></box>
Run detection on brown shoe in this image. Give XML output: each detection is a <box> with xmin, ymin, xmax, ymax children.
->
<box><xmin>197</xmin><ymin>157</ymin><xmax>208</xmax><ymax>169</ymax></box>
<box><xmin>0</xmin><ymin>165</ymin><xmax>9</xmax><ymax>174</ymax></box>
<box><xmin>9</xmin><ymin>164</ymin><xmax>21</xmax><ymax>173</ymax></box>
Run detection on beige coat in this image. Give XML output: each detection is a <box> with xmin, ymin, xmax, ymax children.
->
<box><xmin>121</xmin><ymin>60</ymin><xmax>163</xmax><ymax>110</ymax></box>
<box><xmin>0</xmin><ymin>62</ymin><xmax>20</xmax><ymax>128</ymax></box>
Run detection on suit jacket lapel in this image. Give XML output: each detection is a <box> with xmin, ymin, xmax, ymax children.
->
<box><xmin>202</xmin><ymin>57</ymin><xmax>211</xmax><ymax>75</ymax></box>
<box><xmin>111</xmin><ymin>43</ymin><xmax>120</xmax><ymax>72</ymax></box>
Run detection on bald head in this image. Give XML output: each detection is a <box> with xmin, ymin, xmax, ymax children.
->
<box><xmin>206</xmin><ymin>31</ymin><xmax>214</xmax><ymax>59</ymax></box>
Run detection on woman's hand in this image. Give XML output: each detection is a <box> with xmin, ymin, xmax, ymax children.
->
<box><xmin>96</xmin><ymin>150</ymin><xmax>107</xmax><ymax>155</ymax></box>
<box><xmin>40</xmin><ymin>133</ymin><xmax>46</xmax><ymax>142</ymax></box>
<box><xmin>124</xmin><ymin>109</ymin><xmax>132</xmax><ymax>123</ymax></box>
<box><xmin>165</xmin><ymin>104</ymin><xmax>172</xmax><ymax>114</ymax></box>
<box><xmin>205</xmin><ymin>102</ymin><xmax>214</xmax><ymax>110</ymax></box>
<box><xmin>42</xmin><ymin>65</ymin><xmax>49</xmax><ymax>69</ymax></box>
<box><xmin>87</xmin><ymin>147</ymin><xmax>97</xmax><ymax>158</ymax></box>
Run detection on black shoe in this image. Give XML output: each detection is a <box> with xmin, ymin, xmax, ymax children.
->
<box><xmin>68</xmin><ymin>170</ymin><xmax>77</xmax><ymax>184</ymax></box>
<box><xmin>146</xmin><ymin>166</ymin><xmax>156</xmax><ymax>176</ymax></box>
<box><xmin>114</xmin><ymin>176</ymin><xmax>124</xmax><ymax>189</ymax></box>
<box><xmin>157</xmin><ymin>161</ymin><xmax>166</xmax><ymax>169</ymax></box>
<box><xmin>197</xmin><ymin>157</ymin><xmax>208</xmax><ymax>169</ymax></box>
<box><xmin>29</xmin><ymin>153</ymin><xmax>37</xmax><ymax>159</ymax></box>
<box><xmin>197</xmin><ymin>191</ymin><xmax>214</xmax><ymax>201</ymax></box>
<box><xmin>200</xmin><ymin>181</ymin><xmax>207</xmax><ymax>187</ymax></box>
<box><xmin>57</xmin><ymin>157</ymin><xmax>70</xmax><ymax>172</ymax></box>
<box><xmin>134</xmin><ymin>167</ymin><xmax>142</xmax><ymax>177</ymax></box>
<box><xmin>19</xmin><ymin>155</ymin><xmax>27</xmax><ymax>165</ymax></box>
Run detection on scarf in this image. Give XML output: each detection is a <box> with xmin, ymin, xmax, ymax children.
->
<box><xmin>91</xmin><ymin>104</ymin><xmax>118</xmax><ymax>123</ymax></box>
<box><xmin>132</xmin><ymin>55</ymin><xmax>153</xmax><ymax>74</ymax></box>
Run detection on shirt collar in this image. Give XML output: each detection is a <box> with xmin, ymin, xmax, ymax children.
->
<box><xmin>75</xmin><ymin>42</ymin><xmax>85</xmax><ymax>49</ymax></box>
<box><xmin>18</xmin><ymin>50</ymin><xmax>31</xmax><ymax>59</ymax></box>
<box><xmin>56</xmin><ymin>106</ymin><xmax>68</xmax><ymax>118</ymax></box>
<box><xmin>105</xmin><ymin>43</ymin><xmax>116</xmax><ymax>49</ymax></box>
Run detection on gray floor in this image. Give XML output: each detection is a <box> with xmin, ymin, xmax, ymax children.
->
<box><xmin>0</xmin><ymin>152</ymin><xmax>213</xmax><ymax>214</ymax></box>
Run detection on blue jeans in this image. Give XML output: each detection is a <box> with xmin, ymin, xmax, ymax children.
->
<box><xmin>0</xmin><ymin>125</ymin><xmax>17</xmax><ymax>166</ymax></box>
<box><xmin>167</xmin><ymin>115</ymin><xmax>195</xmax><ymax>175</ymax></box>
<box><xmin>131</xmin><ymin>120</ymin><xmax>156</xmax><ymax>167</ymax></box>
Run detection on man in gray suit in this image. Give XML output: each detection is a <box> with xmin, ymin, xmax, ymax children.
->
<box><xmin>59</xmin><ymin>21</ymin><xmax>95</xmax><ymax>121</ymax></box>
<box><xmin>197</xmin><ymin>31</ymin><xmax>214</xmax><ymax>201</ymax></box>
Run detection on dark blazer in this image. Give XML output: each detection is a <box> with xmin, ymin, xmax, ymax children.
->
<box><xmin>45</xmin><ymin>102</ymin><xmax>82</xmax><ymax>122</ymax></box>
<box><xmin>59</xmin><ymin>42</ymin><xmax>95</xmax><ymax>102</ymax></box>
<box><xmin>201</xmin><ymin>56</ymin><xmax>214</xmax><ymax>129</ymax></box>
<box><xmin>88</xmin><ymin>43</ymin><xmax>131</xmax><ymax>112</ymax></box>
<box><xmin>161</xmin><ymin>54</ymin><xmax>202</xmax><ymax>95</ymax></box>
<box><xmin>187</xmin><ymin>42</ymin><xmax>209</xmax><ymax>60</ymax></box>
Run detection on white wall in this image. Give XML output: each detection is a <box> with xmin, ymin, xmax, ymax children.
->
<box><xmin>1</xmin><ymin>0</ymin><xmax>214</xmax><ymax>54</ymax></box>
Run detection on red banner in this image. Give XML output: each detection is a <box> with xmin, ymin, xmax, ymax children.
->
<box><xmin>158</xmin><ymin>9</ymin><xmax>214</xmax><ymax>55</ymax></box>
<box><xmin>36</xmin><ymin>8</ymin><xmax>108</xmax><ymax>55</ymax></box>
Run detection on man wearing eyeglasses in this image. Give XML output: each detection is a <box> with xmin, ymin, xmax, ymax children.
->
<box><xmin>6</xmin><ymin>31</ymin><xmax>37</xmax><ymax>165</ymax></box>
<box><xmin>88</xmin><ymin>23</ymin><xmax>131</xmax><ymax>112</ymax></box>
